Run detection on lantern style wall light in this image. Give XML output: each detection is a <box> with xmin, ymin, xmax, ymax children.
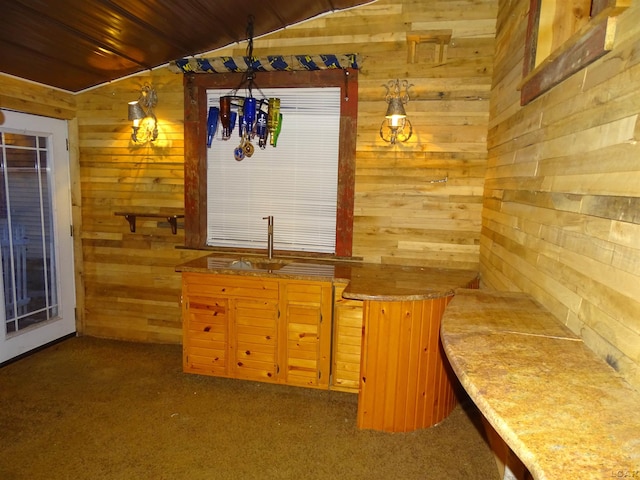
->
<box><xmin>380</xmin><ymin>79</ymin><xmax>413</xmax><ymax>145</ymax></box>
<box><xmin>128</xmin><ymin>84</ymin><xmax>158</xmax><ymax>144</ymax></box>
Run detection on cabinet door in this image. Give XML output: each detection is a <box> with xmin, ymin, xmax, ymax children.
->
<box><xmin>183</xmin><ymin>292</ymin><xmax>229</xmax><ymax>377</ymax></box>
<box><xmin>331</xmin><ymin>282</ymin><xmax>363</xmax><ymax>393</ymax></box>
<box><xmin>279</xmin><ymin>280</ymin><xmax>332</xmax><ymax>388</ymax></box>
<box><xmin>230</xmin><ymin>297</ymin><xmax>279</xmax><ymax>383</ymax></box>
<box><xmin>182</xmin><ymin>273</ymin><xmax>279</xmax><ymax>382</ymax></box>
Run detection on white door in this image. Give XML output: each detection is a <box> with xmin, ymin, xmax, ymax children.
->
<box><xmin>0</xmin><ymin>109</ymin><xmax>75</xmax><ymax>363</ymax></box>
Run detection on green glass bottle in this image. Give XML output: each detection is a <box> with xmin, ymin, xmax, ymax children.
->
<box><xmin>271</xmin><ymin>113</ymin><xmax>282</xmax><ymax>147</ymax></box>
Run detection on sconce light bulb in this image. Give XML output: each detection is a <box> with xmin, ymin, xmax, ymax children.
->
<box><xmin>388</xmin><ymin>114</ymin><xmax>404</xmax><ymax>128</ymax></box>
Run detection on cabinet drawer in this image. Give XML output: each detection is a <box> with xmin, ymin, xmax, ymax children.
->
<box><xmin>186</xmin><ymin>296</ymin><xmax>227</xmax><ymax>315</ymax></box>
<box><xmin>184</xmin><ymin>297</ymin><xmax>228</xmax><ymax>335</ymax></box>
<box><xmin>183</xmin><ymin>273</ymin><xmax>279</xmax><ymax>300</ymax></box>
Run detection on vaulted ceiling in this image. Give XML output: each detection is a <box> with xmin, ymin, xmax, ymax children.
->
<box><xmin>0</xmin><ymin>0</ymin><xmax>373</xmax><ymax>93</ymax></box>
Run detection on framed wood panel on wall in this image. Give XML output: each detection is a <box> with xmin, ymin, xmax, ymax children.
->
<box><xmin>520</xmin><ymin>0</ymin><xmax>630</xmax><ymax>104</ymax></box>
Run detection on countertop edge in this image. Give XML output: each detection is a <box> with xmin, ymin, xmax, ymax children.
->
<box><xmin>177</xmin><ymin>254</ymin><xmax>479</xmax><ymax>302</ymax></box>
<box><xmin>342</xmin><ymin>287</ymin><xmax>458</xmax><ymax>302</ymax></box>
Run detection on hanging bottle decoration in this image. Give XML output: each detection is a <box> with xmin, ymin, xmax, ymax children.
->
<box><xmin>219</xmin><ymin>96</ymin><xmax>232</xmax><ymax>140</ymax></box>
<box><xmin>243</xmin><ymin>137</ymin><xmax>255</xmax><ymax>157</ymax></box>
<box><xmin>206</xmin><ymin>107</ymin><xmax>219</xmax><ymax>147</ymax></box>
<box><xmin>256</xmin><ymin>101</ymin><xmax>269</xmax><ymax>149</ymax></box>
<box><xmin>272</xmin><ymin>113</ymin><xmax>282</xmax><ymax>147</ymax></box>
<box><xmin>267</xmin><ymin>98</ymin><xmax>281</xmax><ymax>147</ymax></box>
<box><xmin>229</xmin><ymin>111</ymin><xmax>237</xmax><ymax>137</ymax></box>
<box><xmin>206</xmin><ymin>16</ymin><xmax>282</xmax><ymax>160</ymax></box>
<box><xmin>234</xmin><ymin>144</ymin><xmax>245</xmax><ymax>162</ymax></box>
<box><xmin>242</xmin><ymin>97</ymin><xmax>257</xmax><ymax>137</ymax></box>
<box><xmin>236</xmin><ymin>98</ymin><xmax>244</xmax><ymax>138</ymax></box>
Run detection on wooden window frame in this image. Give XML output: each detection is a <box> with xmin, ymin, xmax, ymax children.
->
<box><xmin>182</xmin><ymin>68</ymin><xmax>358</xmax><ymax>257</ymax></box>
<box><xmin>521</xmin><ymin>0</ymin><xmax>630</xmax><ymax>105</ymax></box>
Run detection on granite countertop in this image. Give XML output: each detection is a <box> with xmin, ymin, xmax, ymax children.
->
<box><xmin>441</xmin><ymin>289</ymin><xmax>640</xmax><ymax>480</ymax></box>
<box><xmin>176</xmin><ymin>253</ymin><xmax>479</xmax><ymax>301</ymax></box>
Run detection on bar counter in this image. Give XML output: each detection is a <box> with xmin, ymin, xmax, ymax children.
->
<box><xmin>177</xmin><ymin>253</ymin><xmax>479</xmax><ymax>432</ymax></box>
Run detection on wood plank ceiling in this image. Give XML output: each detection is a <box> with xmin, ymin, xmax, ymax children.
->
<box><xmin>0</xmin><ymin>0</ymin><xmax>373</xmax><ymax>93</ymax></box>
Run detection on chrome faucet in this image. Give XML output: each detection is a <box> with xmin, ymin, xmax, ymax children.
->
<box><xmin>263</xmin><ymin>216</ymin><xmax>274</xmax><ymax>259</ymax></box>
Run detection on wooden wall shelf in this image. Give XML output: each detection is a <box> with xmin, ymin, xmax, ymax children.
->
<box><xmin>407</xmin><ymin>30</ymin><xmax>452</xmax><ymax>64</ymax></box>
<box><xmin>115</xmin><ymin>212</ymin><xmax>184</xmax><ymax>234</ymax></box>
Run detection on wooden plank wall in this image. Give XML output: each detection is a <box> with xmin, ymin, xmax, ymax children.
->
<box><xmin>75</xmin><ymin>73</ymin><xmax>203</xmax><ymax>342</ymax></box>
<box><xmin>195</xmin><ymin>0</ymin><xmax>497</xmax><ymax>269</ymax></box>
<box><xmin>0</xmin><ymin>74</ymin><xmax>76</xmax><ymax>120</ymax></box>
<box><xmin>329</xmin><ymin>0</ymin><xmax>497</xmax><ymax>268</ymax></box>
<box><xmin>68</xmin><ymin>0</ymin><xmax>497</xmax><ymax>343</ymax></box>
<box><xmin>74</xmin><ymin>0</ymin><xmax>496</xmax><ymax>343</ymax></box>
<box><xmin>483</xmin><ymin>0</ymin><xmax>640</xmax><ymax>389</ymax></box>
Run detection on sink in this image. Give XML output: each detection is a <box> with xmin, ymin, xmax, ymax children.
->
<box><xmin>205</xmin><ymin>255</ymin><xmax>335</xmax><ymax>277</ymax></box>
<box><xmin>228</xmin><ymin>259</ymin><xmax>254</xmax><ymax>270</ymax></box>
<box><xmin>249</xmin><ymin>261</ymin><xmax>286</xmax><ymax>271</ymax></box>
<box><xmin>228</xmin><ymin>258</ymin><xmax>287</xmax><ymax>271</ymax></box>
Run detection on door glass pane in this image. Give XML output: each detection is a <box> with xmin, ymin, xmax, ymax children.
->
<box><xmin>1</xmin><ymin>132</ymin><xmax>58</xmax><ymax>334</ymax></box>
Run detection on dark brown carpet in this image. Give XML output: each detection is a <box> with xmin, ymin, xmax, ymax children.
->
<box><xmin>0</xmin><ymin>336</ymin><xmax>498</xmax><ymax>479</ymax></box>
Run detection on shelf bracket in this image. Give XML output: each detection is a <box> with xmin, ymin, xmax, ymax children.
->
<box><xmin>124</xmin><ymin>214</ymin><xmax>137</xmax><ymax>233</ymax></box>
<box><xmin>115</xmin><ymin>212</ymin><xmax>184</xmax><ymax>234</ymax></box>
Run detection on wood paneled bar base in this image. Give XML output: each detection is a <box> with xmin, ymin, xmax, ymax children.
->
<box><xmin>342</xmin><ymin>265</ymin><xmax>479</xmax><ymax>432</ymax></box>
<box><xmin>357</xmin><ymin>296</ymin><xmax>457</xmax><ymax>432</ymax></box>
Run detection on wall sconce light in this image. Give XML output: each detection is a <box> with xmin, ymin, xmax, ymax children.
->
<box><xmin>128</xmin><ymin>84</ymin><xmax>158</xmax><ymax>144</ymax></box>
<box><xmin>380</xmin><ymin>79</ymin><xmax>413</xmax><ymax>145</ymax></box>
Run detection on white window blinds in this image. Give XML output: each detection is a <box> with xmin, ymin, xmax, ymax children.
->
<box><xmin>206</xmin><ymin>87</ymin><xmax>340</xmax><ymax>253</ymax></box>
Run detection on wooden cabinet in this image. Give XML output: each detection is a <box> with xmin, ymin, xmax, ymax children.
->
<box><xmin>182</xmin><ymin>273</ymin><xmax>332</xmax><ymax>389</ymax></box>
<box><xmin>182</xmin><ymin>273</ymin><xmax>279</xmax><ymax>382</ymax></box>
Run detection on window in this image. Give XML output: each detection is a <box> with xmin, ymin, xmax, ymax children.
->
<box><xmin>206</xmin><ymin>87</ymin><xmax>340</xmax><ymax>253</ymax></box>
<box><xmin>520</xmin><ymin>0</ymin><xmax>630</xmax><ymax>104</ymax></box>
<box><xmin>183</xmin><ymin>69</ymin><xmax>357</xmax><ymax>257</ymax></box>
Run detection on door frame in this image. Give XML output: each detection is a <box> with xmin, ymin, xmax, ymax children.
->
<box><xmin>0</xmin><ymin>109</ymin><xmax>76</xmax><ymax>363</ymax></box>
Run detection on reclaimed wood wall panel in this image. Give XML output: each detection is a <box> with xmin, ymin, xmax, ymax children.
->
<box><xmin>220</xmin><ymin>0</ymin><xmax>497</xmax><ymax>269</ymax></box>
<box><xmin>0</xmin><ymin>75</ymin><xmax>76</xmax><ymax>120</ymax></box>
<box><xmin>76</xmin><ymin>72</ymin><xmax>203</xmax><ymax>342</ymax></box>
<box><xmin>482</xmin><ymin>0</ymin><xmax>640</xmax><ymax>389</ymax></box>
<box><xmin>69</xmin><ymin>0</ymin><xmax>496</xmax><ymax>342</ymax></box>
